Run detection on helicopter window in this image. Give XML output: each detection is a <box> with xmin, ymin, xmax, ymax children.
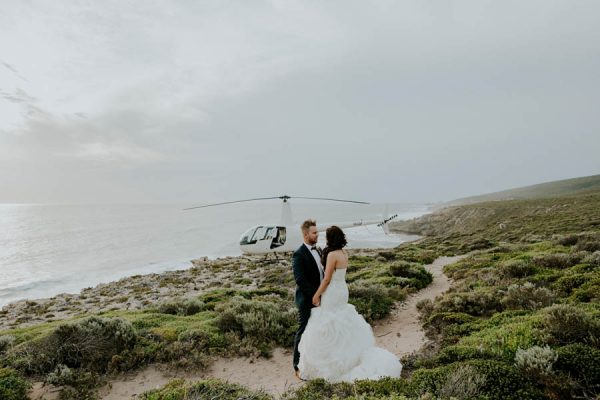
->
<box><xmin>240</xmin><ymin>226</ymin><xmax>261</xmax><ymax>245</ymax></box>
<box><xmin>250</xmin><ymin>226</ymin><xmax>268</xmax><ymax>242</ymax></box>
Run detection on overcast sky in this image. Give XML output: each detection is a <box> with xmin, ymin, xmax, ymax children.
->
<box><xmin>1</xmin><ymin>0</ymin><xmax>599</xmax><ymax>204</ymax></box>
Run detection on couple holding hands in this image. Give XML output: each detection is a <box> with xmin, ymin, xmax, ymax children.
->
<box><xmin>291</xmin><ymin>219</ymin><xmax>402</xmax><ymax>382</ymax></box>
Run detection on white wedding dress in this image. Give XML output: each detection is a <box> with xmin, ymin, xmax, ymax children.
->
<box><xmin>298</xmin><ymin>268</ymin><xmax>402</xmax><ymax>382</ymax></box>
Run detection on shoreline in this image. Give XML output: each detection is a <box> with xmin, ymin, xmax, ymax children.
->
<box><xmin>0</xmin><ymin>253</ymin><xmax>253</xmax><ymax>331</ymax></box>
<box><xmin>0</xmin><ymin>236</ymin><xmax>422</xmax><ymax>312</ymax></box>
<box><xmin>0</xmin><ymin>229</ymin><xmax>423</xmax><ymax>315</ymax></box>
<box><xmin>0</xmin><ymin>204</ymin><xmax>432</xmax><ymax>310</ymax></box>
<box><xmin>0</xmin><ymin>241</ymin><xmax>422</xmax><ymax>332</ymax></box>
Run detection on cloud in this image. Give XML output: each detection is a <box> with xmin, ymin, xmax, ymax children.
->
<box><xmin>0</xmin><ymin>1</ymin><xmax>599</xmax><ymax>204</ymax></box>
<box><xmin>1</xmin><ymin>60</ymin><xmax>28</xmax><ymax>81</ymax></box>
<box><xmin>1</xmin><ymin>88</ymin><xmax>172</xmax><ymax>168</ymax></box>
<box><xmin>70</xmin><ymin>142</ymin><xmax>169</xmax><ymax>165</ymax></box>
<box><xmin>0</xmin><ymin>88</ymin><xmax>38</xmax><ymax>106</ymax></box>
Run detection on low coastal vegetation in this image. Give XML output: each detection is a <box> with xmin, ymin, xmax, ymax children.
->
<box><xmin>132</xmin><ymin>188</ymin><xmax>600</xmax><ymax>400</ymax></box>
<box><xmin>0</xmin><ymin>244</ymin><xmax>432</xmax><ymax>399</ymax></box>
<box><xmin>1</xmin><ymin>185</ymin><xmax>598</xmax><ymax>399</ymax></box>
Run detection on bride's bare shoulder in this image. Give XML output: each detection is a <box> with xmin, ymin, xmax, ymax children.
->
<box><xmin>332</xmin><ymin>249</ymin><xmax>349</xmax><ymax>267</ymax></box>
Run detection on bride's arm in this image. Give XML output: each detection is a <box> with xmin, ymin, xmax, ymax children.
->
<box><xmin>312</xmin><ymin>253</ymin><xmax>336</xmax><ymax>306</ymax></box>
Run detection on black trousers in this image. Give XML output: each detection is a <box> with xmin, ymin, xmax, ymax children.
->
<box><xmin>293</xmin><ymin>305</ymin><xmax>312</xmax><ymax>370</ymax></box>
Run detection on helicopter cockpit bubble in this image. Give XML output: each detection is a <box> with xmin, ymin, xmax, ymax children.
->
<box><xmin>240</xmin><ymin>226</ymin><xmax>259</xmax><ymax>245</ymax></box>
<box><xmin>240</xmin><ymin>225</ymin><xmax>275</xmax><ymax>245</ymax></box>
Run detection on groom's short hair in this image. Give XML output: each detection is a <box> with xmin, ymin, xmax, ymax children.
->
<box><xmin>301</xmin><ymin>219</ymin><xmax>316</xmax><ymax>233</ymax></box>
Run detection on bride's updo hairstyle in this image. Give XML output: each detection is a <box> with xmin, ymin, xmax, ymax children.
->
<box><xmin>321</xmin><ymin>225</ymin><xmax>347</xmax><ymax>266</ymax></box>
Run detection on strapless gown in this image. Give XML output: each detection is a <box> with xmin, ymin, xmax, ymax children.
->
<box><xmin>298</xmin><ymin>268</ymin><xmax>402</xmax><ymax>382</ymax></box>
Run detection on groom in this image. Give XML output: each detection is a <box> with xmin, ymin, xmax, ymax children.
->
<box><xmin>292</xmin><ymin>219</ymin><xmax>325</xmax><ymax>377</ymax></box>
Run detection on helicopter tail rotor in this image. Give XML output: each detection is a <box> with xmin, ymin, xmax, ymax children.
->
<box><xmin>377</xmin><ymin>206</ymin><xmax>398</xmax><ymax>234</ymax></box>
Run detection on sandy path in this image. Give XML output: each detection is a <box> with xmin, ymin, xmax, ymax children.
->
<box><xmin>31</xmin><ymin>255</ymin><xmax>464</xmax><ymax>399</ymax></box>
<box><xmin>372</xmin><ymin>255</ymin><xmax>464</xmax><ymax>356</ymax></box>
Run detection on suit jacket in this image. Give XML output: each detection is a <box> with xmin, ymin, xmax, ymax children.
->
<box><xmin>292</xmin><ymin>244</ymin><xmax>322</xmax><ymax>309</ymax></box>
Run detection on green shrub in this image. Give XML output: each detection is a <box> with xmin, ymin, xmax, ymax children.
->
<box><xmin>434</xmin><ymin>345</ymin><xmax>497</xmax><ymax>364</ymax></box>
<box><xmin>198</xmin><ymin>288</ymin><xmax>291</xmax><ymax>311</ymax></box>
<box><xmin>411</xmin><ymin>360</ymin><xmax>544</xmax><ymax>399</ymax></box>
<box><xmin>388</xmin><ymin>261</ymin><xmax>433</xmax><ymax>290</ymax></box>
<box><xmin>499</xmin><ymin>259</ymin><xmax>537</xmax><ymax>278</ymax></box>
<box><xmin>554</xmin><ymin>343</ymin><xmax>600</xmax><ymax>391</ymax></box>
<box><xmin>464</xmin><ymin>359</ymin><xmax>545</xmax><ymax>399</ymax></box>
<box><xmin>352</xmin><ymin>377</ymin><xmax>412</xmax><ymax>397</ymax></box>
<box><xmin>157</xmin><ymin>298</ymin><xmax>205</xmax><ymax>316</ymax></box>
<box><xmin>514</xmin><ymin>345</ymin><xmax>557</xmax><ymax>379</ymax></box>
<box><xmin>215</xmin><ymin>296</ymin><xmax>297</xmax><ymax>348</ymax></box>
<box><xmin>373</xmin><ymin>276</ymin><xmax>403</xmax><ymax>287</ymax></box>
<box><xmin>0</xmin><ymin>335</ymin><xmax>15</xmax><ymax>354</ymax></box>
<box><xmin>187</xmin><ymin>379</ymin><xmax>272</xmax><ymax>400</ymax></box>
<box><xmin>539</xmin><ymin>304</ymin><xmax>600</xmax><ymax>345</ymax></box>
<box><xmin>45</xmin><ymin>364</ymin><xmax>100</xmax><ymax>394</ymax></box>
<box><xmin>409</xmin><ymin>364</ymin><xmax>451</xmax><ymax>396</ymax></box>
<box><xmin>532</xmin><ymin>253</ymin><xmax>584</xmax><ymax>269</ymax></box>
<box><xmin>437</xmin><ymin>364</ymin><xmax>486</xmax><ymax>400</ymax></box>
<box><xmin>583</xmin><ymin>251</ymin><xmax>600</xmax><ymax>266</ymax></box>
<box><xmin>460</xmin><ymin>238</ymin><xmax>495</xmax><ymax>252</ymax></box>
<box><xmin>140</xmin><ymin>378</ymin><xmax>273</xmax><ymax>400</ymax></box>
<box><xmin>348</xmin><ymin>283</ymin><xmax>397</xmax><ymax>322</ymax></box>
<box><xmin>139</xmin><ymin>378</ymin><xmax>187</xmax><ymax>400</ymax></box>
<box><xmin>575</xmin><ymin>236</ymin><xmax>600</xmax><ymax>252</ymax></box>
<box><xmin>552</xmin><ymin>274</ymin><xmax>590</xmax><ymax>295</ymax></box>
<box><xmin>423</xmin><ymin>312</ymin><xmax>476</xmax><ymax>338</ymax></box>
<box><xmin>457</xmin><ymin>314</ymin><xmax>541</xmax><ymax>361</ymax></box>
<box><xmin>500</xmin><ymin>282</ymin><xmax>556</xmax><ymax>311</ymax></box>
<box><xmin>395</xmin><ymin>246</ymin><xmax>438</xmax><ymax>264</ymax></box>
<box><xmin>571</xmin><ymin>277</ymin><xmax>600</xmax><ymax>302</ymax></box>
<box><xmin>155</xmin><ymin>339</ymin><xmax>210</xmax><ymax>369</ymax></box>
<box><xmin>377</xmin><ymin>251</ymin><xmax>397</xmax><ymax>261</ymax></box>
<box><xmin>556</xmin><ymin>234</ymin><xmax>579</xmax><ymax>246</ymax></box>
<box><xmin>434</xmin><ymin>289</ymin><xmax>502</xmax><ymax>316</ymax></box>
<box><xmin>9</xmin><ymin>316</ymin><xmax>138</xmax><ymax>375</ymax></box>
<box><xmin>280</xmin><ymin>379</ymin><xmax>354</xmax><ymax>400</ymax></box>
<box><xmin>0</xmin><ymin>368</ymin><xmax>29</xmax><ymax>400</ymax></box>
<box><xmin>46</xmin><ymin>364</ymin><xmax>75</xmax><ymax>386</ymax></box>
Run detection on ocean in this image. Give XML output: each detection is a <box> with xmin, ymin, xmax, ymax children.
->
<box><xmin>0</xmin><ymin>202</ymin><xmax>430</xmax><ymax>308</ymax></box>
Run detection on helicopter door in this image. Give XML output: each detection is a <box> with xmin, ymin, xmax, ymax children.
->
<box><xmin>270</xmin><ymin>226</ymin><xmax>286</xmax><ymax>249</ymax></box>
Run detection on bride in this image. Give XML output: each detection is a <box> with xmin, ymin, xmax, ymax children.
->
<box><xmin>297</xmin><ymin>225</ymin><xmax>402</xmax><ymax>382</ymax></box>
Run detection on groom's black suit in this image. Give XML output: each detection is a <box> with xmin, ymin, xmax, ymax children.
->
<box><xmin>292</xmin><ymin>243</ymin><xmax>323</xmax><ymax>371</ymax></box>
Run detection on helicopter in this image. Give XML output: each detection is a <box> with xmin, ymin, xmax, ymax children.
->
<box><xmin>183</xmin><ymin>195</ymin><xmax>398</xmax><ymax>255</ymax></box>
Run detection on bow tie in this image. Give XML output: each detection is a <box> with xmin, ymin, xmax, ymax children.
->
<box><xmin>311</xmin><ymin>246</ymin><xmax>317</xmax><ymax>251</ymax></box>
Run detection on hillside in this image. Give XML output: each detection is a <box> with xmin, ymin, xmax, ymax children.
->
<box><xmin>444</xmin><ymin>173</ymin><xmax>600</xmax><ymax>207</ymax></box>
<box><xmin>391</xmin><ymin>189</ymin><xmax>600</xmax><ymax>254</ymax></box>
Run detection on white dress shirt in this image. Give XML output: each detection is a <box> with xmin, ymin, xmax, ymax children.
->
<box><xmin>304</xmin><ymin>242</ymin><xmax>325</xmax><ymax>282</ymax></box>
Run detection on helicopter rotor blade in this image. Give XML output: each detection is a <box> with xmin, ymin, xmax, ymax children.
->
<box><xmin>183</xmin><ymin>195</ymin><xmax>369</xmax><ymax>210</ymax></box>
<box><xmin>293</xmin><ymin>196</ymin><xmax>369</xmax><ymax>204</ymax></box>
<box><xmin>182</xmin><ymin>197</ymin><xmax>282</xmax><ymax>210</ymax></box>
